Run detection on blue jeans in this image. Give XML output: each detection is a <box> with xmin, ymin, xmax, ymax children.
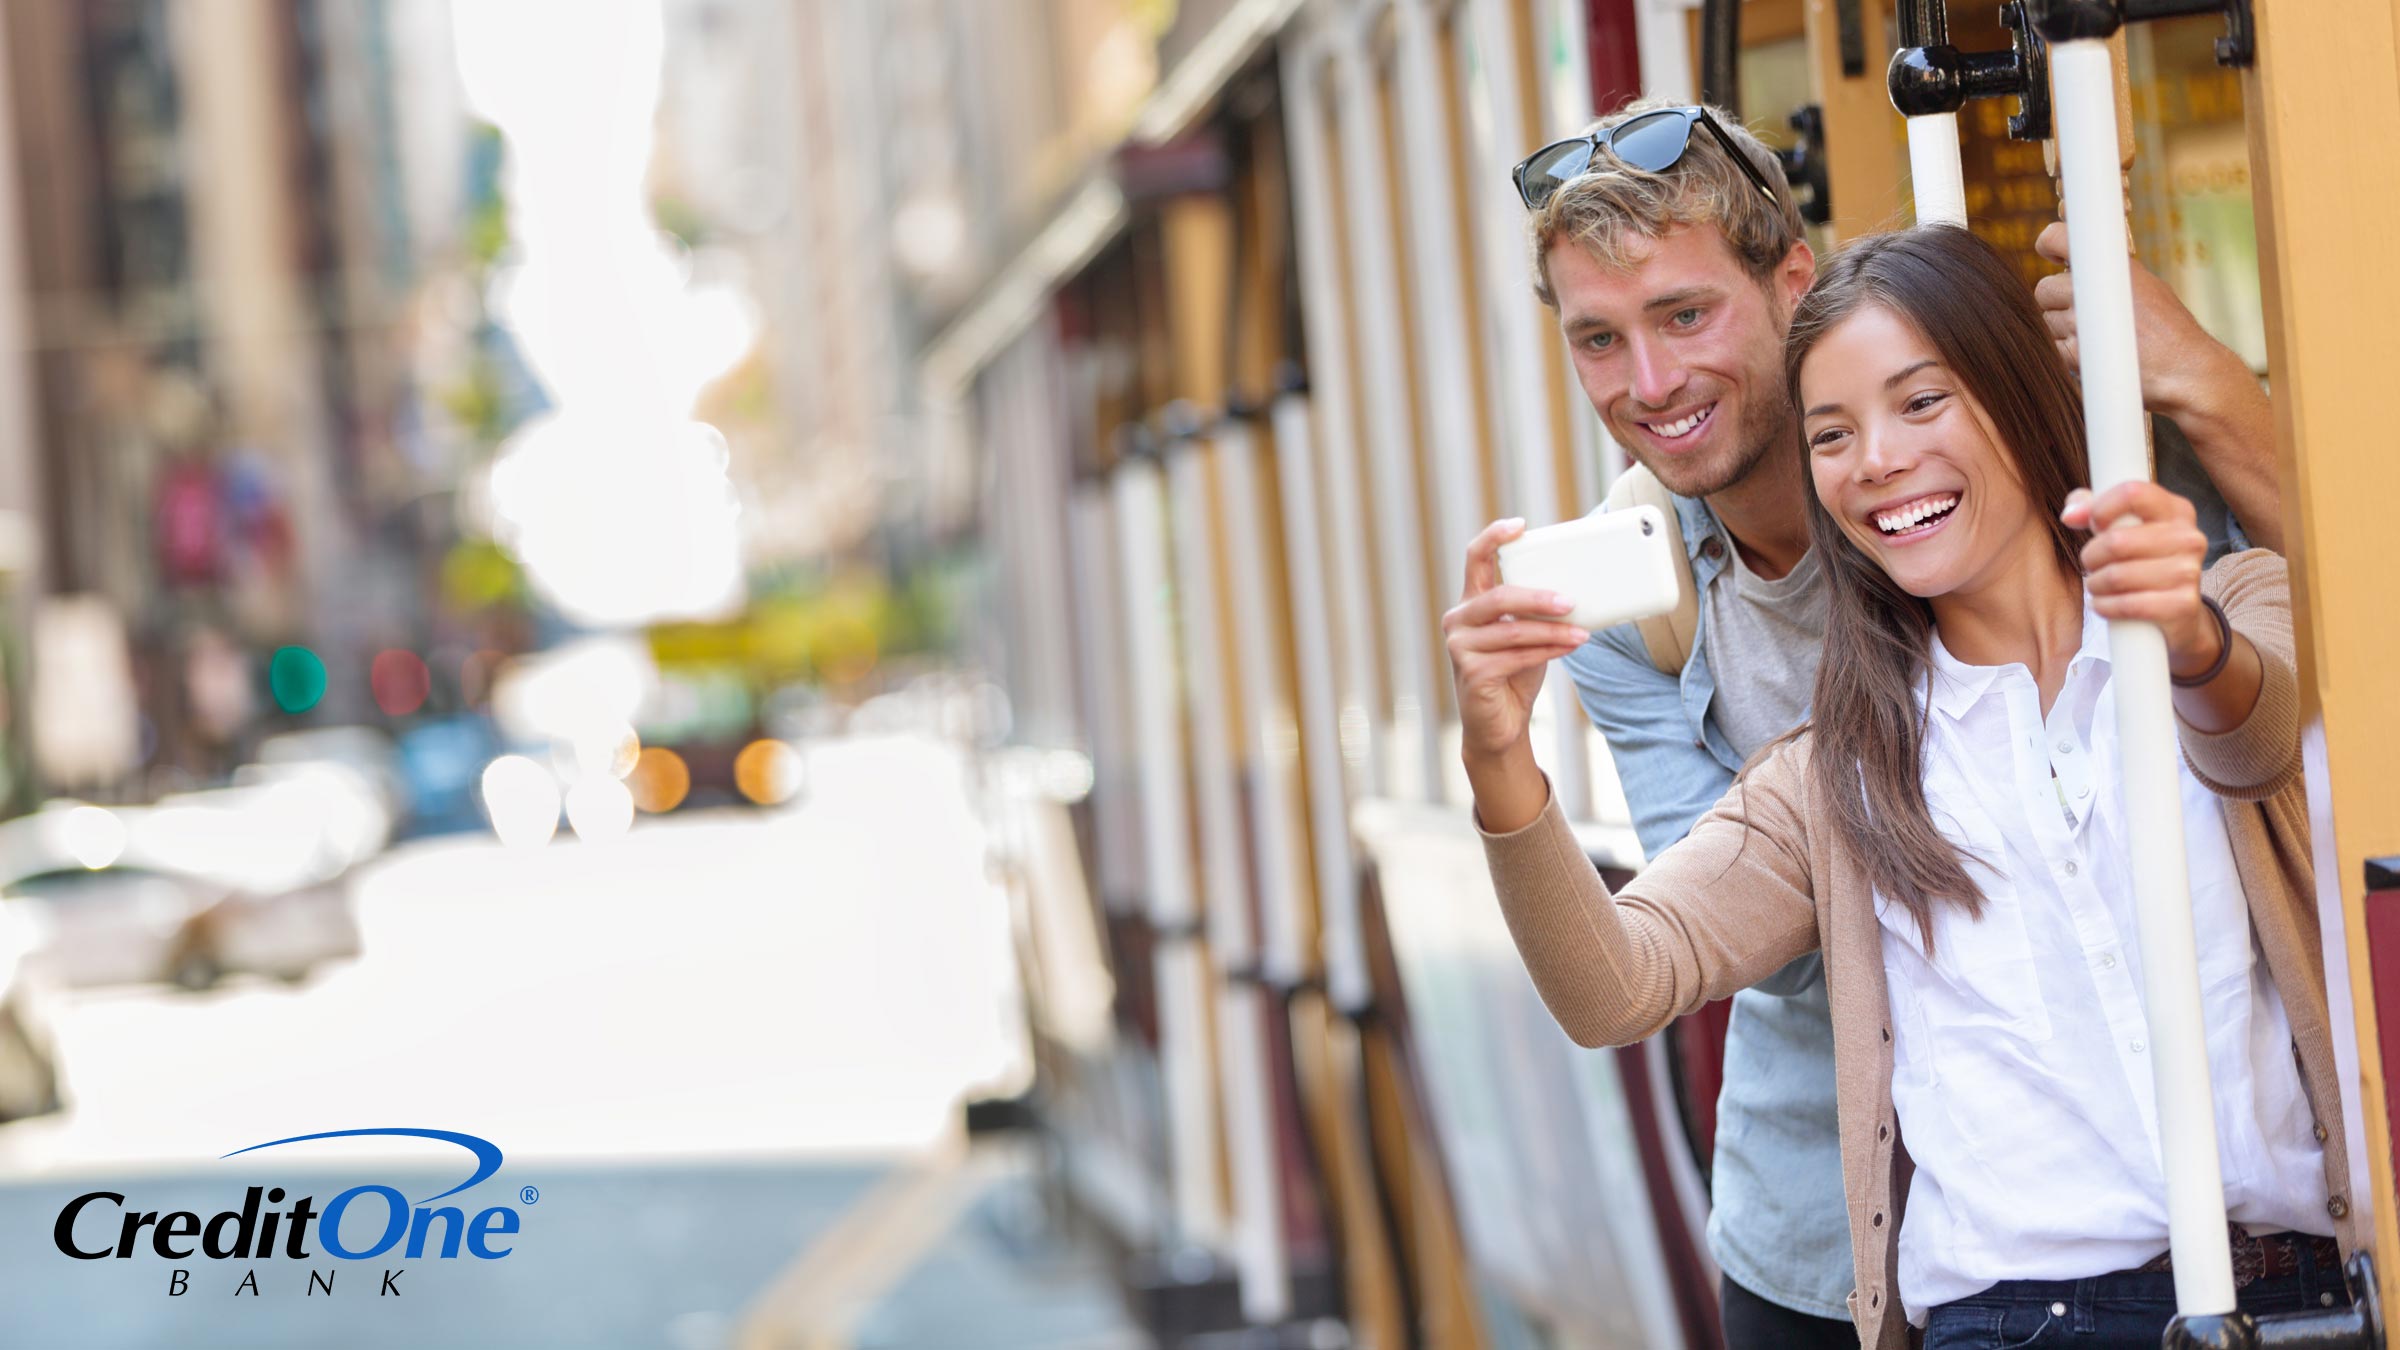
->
<box><xmin>1923</xmin><ymin>1251</ymin><xmax>2353</xmax><ymax>1349</ymax></box>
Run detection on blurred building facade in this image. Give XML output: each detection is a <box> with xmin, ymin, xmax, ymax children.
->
<box><xmin>649</xmin><ymin>0</ymin><xmax>895</xmax><ymax>571</ymax></box>
<box><xmin>653</xmin><ymin>0</ymin><xmax>1165</xmax><ymax>570</ymax></box>
<box><xmin>0</xmin><ymin>8</ymin><xmax>43</xmax><ymax>813</ymax></box>
<box><xmin>0</xmin><ymin>0</ymin><xmax>470</xmax><ymax>794</ymax></box>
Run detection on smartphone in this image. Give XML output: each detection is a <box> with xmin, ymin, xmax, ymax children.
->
<box><xmin>1495</xmin><ymin>504</ymin><xmax>1682</xmax><ymax>634</ymax></box>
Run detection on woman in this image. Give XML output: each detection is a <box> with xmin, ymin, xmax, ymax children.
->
<box><xmin>1469</xmin><ymin>227</ymin><xmax>2351</xmax><ymax>1349</ymax></box>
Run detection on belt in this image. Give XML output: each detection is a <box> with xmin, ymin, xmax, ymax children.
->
<box><xmin>2135</xmin><ymin>1225</ymin><xmax>2341</xmax><ymax>1290</ymax></box>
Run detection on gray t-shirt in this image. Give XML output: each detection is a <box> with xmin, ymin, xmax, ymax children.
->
<box><xmin>1703</xmin><ymin>541</ymin><xmax>1829</xmax><ymax>759</ymax></box>
<box><xmin>1685</xmin><ymin>539</ymin><xmax>1849</xmax><ymax>1316</ymax></box>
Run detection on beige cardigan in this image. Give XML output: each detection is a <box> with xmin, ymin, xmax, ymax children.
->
<box><xmin>1477</xmin><ymin>550</ymin><xmax>2357</xmax><ymax>1349</ymax></box>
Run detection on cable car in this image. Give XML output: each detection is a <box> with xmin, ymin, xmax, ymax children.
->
<box><xmin>948</xmin><ymin>1</ymin><xmax>2399</xmax><ymax>1344</ymax></box>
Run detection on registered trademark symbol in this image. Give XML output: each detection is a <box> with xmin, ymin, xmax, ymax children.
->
<box><xmin>519</xmin><ymin>1186</ymin><xmax>539</xmax><ymax>1205</ymax></box>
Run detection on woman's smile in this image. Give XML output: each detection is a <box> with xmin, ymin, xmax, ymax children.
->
<box><xmin>1867</xmin><ymin>489</ymin><xmax>1963</xmax><ymax>542</ymax></box>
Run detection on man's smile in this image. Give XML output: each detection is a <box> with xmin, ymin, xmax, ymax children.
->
<box><xmin>1636</xmin><ymin>400</ymin><xmax>1719</xmax><ymax>444</ymax></box>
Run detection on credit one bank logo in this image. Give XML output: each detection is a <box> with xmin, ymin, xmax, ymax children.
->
<box><xmin>51</xmin><ymin>1128</ymin><xmax>531</xmax><ymax>1297</ymax></box>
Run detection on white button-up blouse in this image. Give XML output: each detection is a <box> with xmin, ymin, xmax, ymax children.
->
<box><xmin>1883</xmin><ymin>593</ymin><xmax>2330</xmax><ymax>1323</ymax></box>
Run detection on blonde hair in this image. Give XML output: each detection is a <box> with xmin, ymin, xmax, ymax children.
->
<box><xmin>1529</xmin><ymin>97</ymin><xmax>1805</xmax><ymax>307</ymax></box>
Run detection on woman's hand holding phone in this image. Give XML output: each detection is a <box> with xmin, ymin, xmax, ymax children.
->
<box><xmin>1445</xmin><ymin>519</ymin><xmax>1591</xmax><ymax>761</ymax></box>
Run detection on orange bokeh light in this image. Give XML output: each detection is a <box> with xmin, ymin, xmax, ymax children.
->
<box><xmin>733</xmin><ymin>739</ymin><xmax>804</xmax><ymax>806</ymax></box>
<box><xmin>625</xmin><ymin>746</ymin><xmax>691</xmax><ymax>813</ymax></box>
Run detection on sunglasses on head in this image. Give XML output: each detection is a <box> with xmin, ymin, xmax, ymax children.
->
<box><xmin>1511</xmin><ymin>106</ymin><xmax>1783</xmax><ymax>213</ymax></box>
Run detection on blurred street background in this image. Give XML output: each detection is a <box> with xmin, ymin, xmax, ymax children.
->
<box><xmin>0</xmin><ymin>734</ymin><xmax>1139</xmax><ymax>1350</ymax></box>
<box><xmin>0</xmin><ymin>0</ymin><xmax>1166</xmax><ymax>1346</ymax></box>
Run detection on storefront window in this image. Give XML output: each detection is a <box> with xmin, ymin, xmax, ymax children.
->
<box><xmin>2126</xmin><ymin>17</ymin><xmax>2267</xmax><ymax>372</ymax></box>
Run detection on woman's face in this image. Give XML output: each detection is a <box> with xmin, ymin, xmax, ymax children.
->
<box><xmin>1799</xmin><ymin>303</ymin><xmax>2042</xmax><ymax>600</ymax></box>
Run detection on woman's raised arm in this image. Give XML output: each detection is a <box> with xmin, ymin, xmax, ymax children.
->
<box><xmin>1476</xmin><ymin>743</ymin><xmax>1821</xmax><ymax>1048</ymax></box>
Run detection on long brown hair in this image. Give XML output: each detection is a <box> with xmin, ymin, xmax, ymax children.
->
<box><xmin>1783</xmin><ymin>226</ymin><xmax>2090</xmax><ymax>950</ymax></box>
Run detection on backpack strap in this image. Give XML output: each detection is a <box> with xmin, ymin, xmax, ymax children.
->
<box><xmin>1602</xmin><ymin>464</ymin><xmax>1700</xmax><ymax>677</ymax></box>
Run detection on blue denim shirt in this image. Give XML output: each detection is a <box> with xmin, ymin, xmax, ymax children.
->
<box><xmin>1560</xmin><ymin>430</ymin><xmax>2249</xmax><ymax>1320</ymax></box>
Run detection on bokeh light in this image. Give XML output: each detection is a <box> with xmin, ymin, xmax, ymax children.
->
<box><xmin>625</xmin><ymin>746</ymin><xmax>691</xmax><ymax>813</ymax></box>
<box><xmin>492</xmin><ymin>637</ymin><xmax>653</xmax><ymax>748</ymax></box>
<box><xmin>268</xmin><ymin>646</ymin><xmax>329</xmax><ymax>714</ymax></box>
<box><xmin>564</xmin><ymin>774</ymin><xmax>634</xmax><ymax>843</ymax></box>
<box><xmin>480</xmin><ymin>754</ymin><xmax>561</xmax><ymax>848</ymax></box>
<box><xmin>568</xmin><ymin>721</ymin><xmax>641</xmax><ymax>781</ymax></box>
<box><xmin>733</xmin><ymin>739</ymin><xmax>804</xmax><ymax>806</ymax></box>
<box><xmin>817</xmin><ymin>612</ymin><xmax>880</xmax><ymax>686</ymax></box>
<box><xmin>61</xmin><ymin>805</ymin><xmax>128</xmax><ymax>870</ymax></box>
<box><xmin>370</xmin><ymin>649</ymin><xmax>432</xmax><ymax>716</ymax></box>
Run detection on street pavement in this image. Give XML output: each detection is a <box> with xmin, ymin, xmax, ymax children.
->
<box><xmin>0</xmin><ymin>734</ymin><xmax>1148</xmax><ymax>1350</ymax></box>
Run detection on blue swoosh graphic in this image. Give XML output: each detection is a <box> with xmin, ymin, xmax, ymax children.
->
<box><xmin>220</xmin><ymin>1128</ymin><xmax>505</xmax><ymax>1205</ymax></box>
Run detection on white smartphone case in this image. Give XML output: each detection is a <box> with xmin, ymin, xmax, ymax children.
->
<box><xmin>1495</xmin><ymin>504</ymin><xmax>1683</xmax><ymax>634</ymax></box>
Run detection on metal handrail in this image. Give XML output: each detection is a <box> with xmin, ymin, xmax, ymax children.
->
<box><xmin>1886</xmin><ymin>0</ymin><xmax>2051</xmax><ymax>227</ymax></box>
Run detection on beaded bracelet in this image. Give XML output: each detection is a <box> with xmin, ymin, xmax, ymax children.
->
<box><xmin>2171</xmin><ymin>595</ymin><xmax>2234</xmax><ymax>688</ymax></box>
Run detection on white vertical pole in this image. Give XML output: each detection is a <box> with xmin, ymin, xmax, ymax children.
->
<box><xmin>1531</xmin><ymin>0</ymin><xmax>1622</xmax><ymax>510</ymax></box>
<box><xmin>1281</xmin><ymin>42</ymin><xmax>1388</xmax><ymax>803</ymax></box>
<box><xmin>1540</xmin><ymin>0</ymin><xmax>1597</xmax><ymax>131</ymax></box>
<box><xmin>1269</xmin><ymin>393</ymin><xmax>1374</xmax><ymax>1016</ymax></box>
<box><xmin>1068</xmin><ymin>484</ymin><xmax>1145</xmax><ymax>914</ymax></box>
<box><xmin>1393</xmin><ymin>0</ymin><xmax>1494</xmax><ymax>810</ymax></box>
<box><xmin>2051</xmin><ymin>35</ymin><xmax>2235</xmax><ymax>1316</ymax></box>
<box><xmin>1634</xmin><ymin>0</ymin><xmax>1700</xmax><ymax>104</ymax></box>
<box><xmin>1524</xmin><ymin>0</ymin><xmax>1610</xmax><ymax>820</ymax></box>
<box><xmin>1214</xmin><ymin>423</ymin><xmax>1312</xmax><ymax>989</ymax></box>
<box><xmin>1004</xmin><ymin>336</ymin><xmax>1083</xmax><ymax>748</ymax></box>
<box><xmin>1165</xmin><ymin>441</ymin><xmax>1289</xmax><ymax>1323</ymax></box>
<box><xmin>1392</xmin><ymin>0</ymin><xmax>1491</xmax><ymax>583</ymax></box>
<box><xmin>1330</xmin><ymin>35</ymin><xmax>1445</xmax><ymax>804</ymax></box>
<box><xmin>1461</xmin><ymin>0</ymin><xmax>1557</xmax><ymax>525</ymax></box>
<box><xmin>1461</xmin><ymin>0</ymin><xmax>1594</xmax><ymax>823</ymax></box>
<box><xmin>1906</xmin><ymin>111</ymin><xmax>1969</xmax><ymax>226</ymax></box>
<box><xmin>1112</xmin><ymin>455</ymin><xmax>1230</xmax><ymax>1255</ymax></box>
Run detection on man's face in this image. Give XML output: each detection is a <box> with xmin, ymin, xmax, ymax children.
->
<box><xmin>1550</xmin><ymin>225</ymin><xmax>1811</xmax><ymax>500</ymax></box>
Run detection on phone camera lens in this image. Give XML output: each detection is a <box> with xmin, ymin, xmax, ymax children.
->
<box><xmin>1640</xmin><ymin>518</ymin><xmax>1654</xmax><ymax>536</ymax></box>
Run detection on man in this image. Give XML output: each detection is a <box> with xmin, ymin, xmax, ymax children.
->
<box><xmin>1445</xmin><ymin>98</ymin><xmax>2279</xmax><ymax>1347</ymax></box>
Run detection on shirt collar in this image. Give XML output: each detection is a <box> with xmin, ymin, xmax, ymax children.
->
<box><xmin>1674</xmin><ymin>491</ymin><xmax>1720</xmax><ymax>560</ymax></box>
<box><xmin>1923</xmin><ymin>586</ymin><xmax>2112</xmax><ymax>721</ymax></box>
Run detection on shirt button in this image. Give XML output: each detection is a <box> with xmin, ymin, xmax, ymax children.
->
<box><xmin>2100</xmin><ymin>952</ymin><xmax>2117</xmax><ymax>969</ymax></box>
<box><xmin>2064</xmin><ymin>860</ymin><xmax>2080</xmax><ymax>877</ymax></box>
<box><xmin>1882</xmin><ymin>1026</ymin><xmax>1892</xmax><ymax>1043</ymax></box>
<box><xmin>2131</xmin><ymin>1039</ymin><xmax>2147</xmax><ymax>1054</ymax></box>
<box><xmin>2077</xmin><ymin>784</ymin><xmax>2092</xmax><ymax>799</ymax></box>
<box><xmin>1701</xmin><ymin>537</ymin><xmax>1725</xmax><ymax>560</ymax></box>
<box><xmin>1693</xmin><ymin>737</ymin><xmax>1706</xmax><ymax>750</ymax></box>
<box><xmin>1872</xmin><ymin>1210</ymin><xmax>1884</xmax><ymax>1228</ymax></box>
<box><xmin>2057</xmin><ymin>738</ymin><xmax>2074</xmax><ymax>753</ymax></box>
<box><xmin>2329</xmin><ymin>1195</ymin><xmax>2350</xmax><ymax>1219</ymax></box>
<box><xmin>1878</xmin><ymin>1123</ymin><xmax>1891</xmax><ymax>1142</ymax></box>
<box><xmin>2316</xmin><ymin>1123</ymin><xmax>2330</xmax><ymax>1141</ymax></box>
